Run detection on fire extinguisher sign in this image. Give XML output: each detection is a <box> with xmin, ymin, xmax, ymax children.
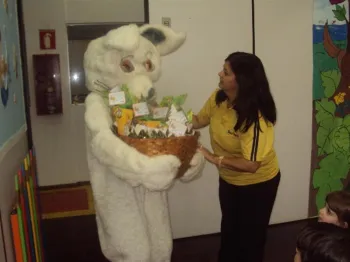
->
<box><xmin>39</xmin><ymin>29</ymin><xmax>56</xmax><ymax>50</ymax></box>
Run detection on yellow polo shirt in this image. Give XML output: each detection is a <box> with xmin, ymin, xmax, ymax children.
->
<box><xmin>197</xmin><ymin>89</ymin><xmax>279</xmax><ymax>186</ymax></box>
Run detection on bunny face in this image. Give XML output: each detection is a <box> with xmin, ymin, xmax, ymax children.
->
<box><xmin>118</xmin><ymin>36</ymin><xmax>161</xmax><ymax>83</ymax></box>
<box><xmin>84</xmin><ymin>24</ymin><xmax>186</xmax><ymax>99</ymax></box>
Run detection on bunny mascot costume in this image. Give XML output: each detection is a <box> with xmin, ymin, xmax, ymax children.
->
<box><xmin>83</xmin><ymin>23</ymin><xmax>205</xmax><ymax>262</ymax></box>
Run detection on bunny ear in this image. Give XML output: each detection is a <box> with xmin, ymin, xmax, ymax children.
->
<box><xmin>139</xmin><ymin>24</ymin><xmax>186</xmax><ymax>56</ymax></box>
<box><xmin>103</xmin><ymin>24</ymin><xmax>140</xmax><ymax>52</ymax></box>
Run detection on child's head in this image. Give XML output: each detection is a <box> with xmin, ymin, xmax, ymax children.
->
<box><xmin>319</xmin><ymin>190</ymin><xmax>350</xmax><ymax>228</ymax></box>
<box><xmin>295</xmin><ymin>222</ymin><xmax>350</xmax><ymax>262</ymax></box>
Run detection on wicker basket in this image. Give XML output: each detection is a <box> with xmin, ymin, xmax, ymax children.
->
<box><xmin>119</xmin><ymin>131</ymin><xmax>200</xmax><ymax>178</ymax></box>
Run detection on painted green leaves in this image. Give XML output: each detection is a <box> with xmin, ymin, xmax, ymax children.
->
<box><xmin>313</xmin><ymin>68</ymin><xmax>349</xmax><ymax>210</ymax></box>
<box><xmin>332</xmin><ymin>4</ymin><xmax>347</xmax><ymax>22</ymax></box>
<box><xmin>320</xmin><ymin>70</ymin><xmax>341</xmax><ymax>98</ymax></box>
<box><xmin>313</xmin><ymin>152</ymin><xmax>348</xmax><ymax>210</ymax></box>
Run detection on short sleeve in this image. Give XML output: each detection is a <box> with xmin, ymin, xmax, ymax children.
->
<box><xmin>239</xmin><ymin>119</ymin><xmax>273</xmax><ymax>162</ymax></box>
<box><xmin>195</xmin><ymin>89</ymin><xmax>218</xmax><ymax>126</ymax></box>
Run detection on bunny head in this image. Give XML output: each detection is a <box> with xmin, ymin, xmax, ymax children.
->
<box><xmin>84</xmin><ymin>24</ymin><xmax>186</xmax><ymax>99</ymax></box>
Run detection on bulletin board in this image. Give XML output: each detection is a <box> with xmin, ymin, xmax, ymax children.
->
<box><xmin>0</xmin><ymin>0</ymin><xmax>26</xmax><ymax>151</ymax></box>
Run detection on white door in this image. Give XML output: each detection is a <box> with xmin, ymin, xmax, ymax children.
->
<box><xmin>149</xmin><ymin>0</ymin><xmax>253</xmax><ymax>238</ymax></box>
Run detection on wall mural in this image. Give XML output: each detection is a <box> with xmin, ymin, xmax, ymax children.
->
<box><xmin>310</xmin><ymin>0</ymin><xmax>350</xmax><ymax>216</ymax></box>
<box><xmin>0</xmin><ymin>0</ymin><xmax>26</xmax><ymax>150</ymax></box>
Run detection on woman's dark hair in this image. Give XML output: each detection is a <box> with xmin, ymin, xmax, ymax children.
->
<box><xmin>326</xmin><ymin>190</ymin><xmax>350</xmax><ymax>227</ymax></box>
<box><xmin>216</xmin><ymin>52</ymin><xmax>277</xmax><ymax>132</ymax></box>
<box><xmin>296</xmin><ymin>222</ymin><xmax>350</xmax><ymax>262</ymax></box>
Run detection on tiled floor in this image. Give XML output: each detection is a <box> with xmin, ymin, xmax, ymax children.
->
<box><xmin>41</xmin><ymin>215</ymin><xmax>315</xmax><ymax>262</ymax></box>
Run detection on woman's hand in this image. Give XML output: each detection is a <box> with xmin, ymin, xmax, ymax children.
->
<box><xmin>198</xmin><ymin>144</ymin><xmax>218</xmax><ymax>165</ymax></box>
<box><xmin>197</xmin><ymin>144</ymin><xmax>260</xmax><ymax>173</ymax></box>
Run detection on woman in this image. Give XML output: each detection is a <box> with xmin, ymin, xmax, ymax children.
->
<box><xmin>194</xmin><ymin>52</ymin><xmax>280</xmax><ymax>262</ymax></box>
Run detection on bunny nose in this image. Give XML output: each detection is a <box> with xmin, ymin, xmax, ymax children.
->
<box><xmin>148</xmin><ymin>88</ymin><xmax>155</xmax><ymax>99</ymax></box>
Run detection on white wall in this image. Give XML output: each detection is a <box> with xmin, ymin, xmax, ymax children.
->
<box><xmin>255</xmin><ymin>0</ymin><xmax>314</xmax><ymax>223</ymax></box>
<box><xmin>22</xmin><ymin>0</ymin><xmax>314</xmax><ymax>239</ymax></box>
<box><xmin>65</xmin><ymin>0</ymin><xmax>145</xmax><ymax>24</ymax></box>
<box><xmin>0</xmin><ymin>127</ymin><xmax>28</xmax><ymax>262</ymax></box>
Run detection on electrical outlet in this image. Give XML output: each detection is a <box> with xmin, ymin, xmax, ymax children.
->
<box><xmin>162</xmin><ymin>17</ymin><xmax>171</xmax><ymax>27</ymax></box>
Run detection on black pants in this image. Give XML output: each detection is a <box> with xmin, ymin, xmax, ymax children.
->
<box><xmin>218</xmin><ymin>172</ymin><xmax>280</xmax><ymax>262</ymax></box>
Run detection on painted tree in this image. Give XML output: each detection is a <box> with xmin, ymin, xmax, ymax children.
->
<box><xmin>311</xmin><ymin>0</ymin><xmax>350</xmax><ymax>211</ymax></box>
<box><xmin>324</xmin><ymin>0</ymin><xmax>349</xmax><ymax>110</ymax></box>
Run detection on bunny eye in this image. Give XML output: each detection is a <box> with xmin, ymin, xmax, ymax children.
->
<box><xmin>143</xmin><ymin>59</ymin><xmax>154</xmax><ymax>72</ymax></box>
<box><xmin>120</xmin><ymin>59</ymin><xmax>134</xmax><ymax>73</ymax></box>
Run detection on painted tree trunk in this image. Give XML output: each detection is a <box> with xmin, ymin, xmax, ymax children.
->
<box><xmin>323</xmin><ymin>22</ymin><xmax>349</xmax><ymax>115</ymax></box>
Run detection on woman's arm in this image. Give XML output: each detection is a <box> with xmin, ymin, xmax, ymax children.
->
<box><xmin>192</xmin><ymin>115</ymin><xmax>209</xmax><ymax>129</ymax></box>
<box><xmin>198</xmin><ymin>146</ymin><xmax>260</xmax><ymax>173</ymax></box>
<box><xmin>218</xmin><ymin>156</ymin><xmax>260</xmax><ymax>173</ymax></box>
<box><xmin>192</xmin><ymin>89</ymin><xmax>219</xmax><ymax>129</ymax></box>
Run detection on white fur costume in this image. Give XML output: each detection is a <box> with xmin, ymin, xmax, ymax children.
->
<box><xmin>83</xmin><ymin>24</ymin><xmax>205</xmax><ymax>262</ymax></box>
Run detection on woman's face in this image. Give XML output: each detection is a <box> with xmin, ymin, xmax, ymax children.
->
<box><xmin>218</xmin><ymin>62</ymin><xmax>237</xmax><ymax>92</ymax></box>
<box><xmin>318</xmin><ymin>203</ymin><xmax>342</xmax><ymax>226</ymax></box>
